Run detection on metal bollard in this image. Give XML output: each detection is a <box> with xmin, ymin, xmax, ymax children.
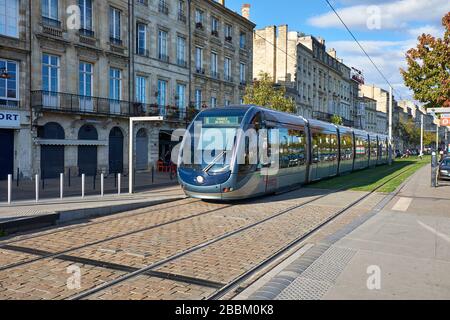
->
<box><xmin>7</xmin><ymin>174</ymin><xmax>12</xmax><ymax>204</ymax></box>
<box><xmin>60</xmin><ymin>173</ymin><xmax>64</xmax><ymax>199</ymax></box>
<box><xmin>35</xmin><ymin>174</ymin><xmax>39</xmax><ymax>202</ymax></box>
<box><xmin>81</xmin><ymin>173</ymin><xmax>85</xmax><ymax>198</ymax></box>
<box><xmin>100</xmin><ymin>173</ymin><xmax>104</xmax><ymax>197</ymax></box>
<box><xmin>431</xmin><ymin>152</ymin><xmax>438</xmax><ymax>187</ymax></box>
<box><xmin>118</xmin><ymin>173</ymin><xmax>121</xmax><ymax>195</ymax></box>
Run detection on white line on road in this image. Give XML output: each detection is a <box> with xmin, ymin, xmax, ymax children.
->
<box><xmin>417</xmin><ymin>220</ymin><xmax>450</xmax><ymax>244</ymax></box>
<box><xmin>392</xmin><ymin>197</ymin><xmax>413</xmax><ymax>212</ymax></box>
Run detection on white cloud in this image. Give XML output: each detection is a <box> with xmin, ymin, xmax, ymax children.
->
<box><xmin>309</xmin><ymin>0</ymin><xmax>450</xmax><ymax>31</ymax></box>
<box><xmin>327</xmin><ymin>39</ymin><xmax>417</xmax><ymax>99</ymax></box>
<box><xmin>408</xmin><ymin>25</ymin><xmax>443</xmax><ymax>38</ymax></box>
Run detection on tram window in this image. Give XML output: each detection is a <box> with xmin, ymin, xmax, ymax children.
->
<box><xmin>330</xmin><ymin>133</ymin><xmax>338</xmax><ymax>161</ymax></box>
<box><xmin>340</xmin><ymin>134</ymin><xmax>354</xmax><ymax>161</ymax></box>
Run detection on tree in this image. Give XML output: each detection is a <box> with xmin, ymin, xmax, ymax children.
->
<box><xmin>400</xmin><ymin>12</ymin><xmax>450</xmax><ymax>109</ymax></box>
<box><xmin>243</xmin><ymin>72</ymin><xmax>296</xmax><ymax>113</ymax></box>
<box><xmin>331</xmin><ymin>115</ymin><xmax>343</xmax><ymax>125</ymax></box>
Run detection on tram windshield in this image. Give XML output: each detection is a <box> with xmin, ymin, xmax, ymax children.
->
<box><xmin>180</xmin><ymin>110</ymin><xmax>246</xmax><ymax>174</ymax></box>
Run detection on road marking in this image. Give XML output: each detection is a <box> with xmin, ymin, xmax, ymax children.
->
<box><xmin>392</xmin><ymin>197</ymin><xmax>413</xmax><ymax>212</ymax></box>
<box><xmin>417</xmin><ymin>220</ymin><xmax>450</xmax><ymax>244</ymax></box>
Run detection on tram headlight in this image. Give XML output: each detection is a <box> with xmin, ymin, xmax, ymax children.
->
<box><xmin>196</xmin><ymin>176</ymin><xmax>205</xmax><ymax>184</ymax></box>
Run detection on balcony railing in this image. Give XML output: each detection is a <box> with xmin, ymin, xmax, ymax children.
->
<box><xmin>158</xmin><ymin>53</ymin><xmax>169</xmax><ymax>62</ymax></box>
<box><xmin>79</xmin><ymin>28</ymin><xmax>95</xmax><ymax>37</ymax></box>
<box><xmin>211</xmin><ymin>30</ymin><xmax>219</xmax><ymax>37</ymax></box>
<box><xmin>31</xmin><ymin>91</ymin><xmax>195</xmax><ymax>122</ymax></box>
<box><xmin>42</xmin><ymin>17</ymin><xmax>61</xmax><ymax>28</ymax></box>
<box><xmin>195</xmin><ymin>22</ymin><xmax>204</xmax><ymax>30</ymax></box>
<box><xmin>224</xmin><ymin>74</ymin><xmax>233</xmax><ymax>82</ymax></box>
<box><xmin>177</xmin><ymin>59</ymin><xmax>187</xmax><ymax>67</ymax></box>
<box><xmin>313</xmin><ymin>111</ymin><xmax>332</xmax><ymax>122</ymax></box>
<box><xmin>225</xmin><ymin>36</ymin><xmax>233</xmax><ymax>42</ymax></box>
<box><xmin>210</xmin><ymin>71</ymin><xmax>220</xmax><ymax>79</ymax></box>
<box><xmin>110</xmin><ymin>37</ymin><xmax>123</xmax><ymax>46</ymax></box>
<box><xmin>137</xmin><ymin>47</ymin><xmax>149</xmax><ymax>57</ymax></box>
<box><xmin>195</xmin><ymin>67</ymin><xmax>205</xmax><ymax>75</ymax></box>
<box><xmin>0</xmin><ymin>99</ymin><xmax>20</xmax><ymax>109</ymax></box>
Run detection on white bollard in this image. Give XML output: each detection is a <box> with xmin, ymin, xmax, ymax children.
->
<box><xmin>35</xmin><ymin>174</ymin><xmax>39</xmax><ymax>202</ymax></box>
<box><xmin>81</xmin><ymin>174</ymin><xmax>85</xmax><ymax>198</ymax></box>
<box><xmin>118</xmin><ymin>173</ymin><xmax>121</xmax><ymax>195</ymax></box>
<box><xmin>60</xmin><ymin>173</ymin><xmax>64</xmax><ymax>199</ymax></box>
<box><xmin>7</xmin><ymin>174</ymin><xmax>12</xmax><ymax>204</ymax></box>
<box><xmin>100</xmin><ymin>173</ymin><xmax>104</xmax><ymax>197</ymax></box>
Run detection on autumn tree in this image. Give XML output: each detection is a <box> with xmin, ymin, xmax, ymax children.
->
<box><xmin>401</xmin><ymin>12</ymin><xmax>450</xmax><ymax>109</ymax></box>
<box><xmin>243</xmin><ymin>72</ymin><xmax>296</xmax><ymax>113</ymax></box>
<box><xmin>331</xmin><ymin>115</ymin><xmax>343</xmax><ymax>125</ymax></box>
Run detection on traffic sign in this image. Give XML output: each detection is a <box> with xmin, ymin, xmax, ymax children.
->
<box><xmin>440</xmin><ymin>117</ymin><xmax>450</xmax><ymax>126</ymax></box>
<box><xmin>428</xmin><ymin>108</ymin><xmax>450</xmax><ymax>114</ymax></box>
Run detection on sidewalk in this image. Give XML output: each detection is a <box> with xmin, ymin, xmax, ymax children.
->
<box><xmin>245</xmin><ymin>164</ymin><xmax>450</xmax><ymax>300</ymax></box>
<box><xmin>0</xmin><ymin>184</ymin><xmax>185</xmax><ymax>234</ymax></box>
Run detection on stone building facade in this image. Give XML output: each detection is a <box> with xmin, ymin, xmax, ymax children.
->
<box><xmin>190</xmin><ymin>0</ymin><xmax>254</xmax><ymax>108</ymax></box>
<box><xmin>252</xmin><ymin>25</ymin><xmax>354</xmax><ymax>126</ymax></box>
<box><xmin>2</xmin><ymin>0</ymin><xmax>254</xmax><ymax>180</ymax></box>
<box><xmin>0</xmin><ymin>0</ymin><xmax>32</xmax><ymax>180</ymax></box>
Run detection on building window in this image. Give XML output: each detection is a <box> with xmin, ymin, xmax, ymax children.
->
<box><xmin>42</xmin><ymin>54</ymin><xmax>59</xmax><ymax>93</ymax></box>
<box><xmin>239</xmin><ymin>32</ymin><xmax>246</xmax><ymax>49</ymax></box>
<box><xmin>79</xmin><ymin>62</ymin><xmax>92</xmax><ymax>97</ymax></box>
<box><xmin>109</xmin><ymin>68</ymin><xmax>121</xmax><ymax>100</ymax></box>
<box><xmin>176</xmin><ymin>83</ymin><xmax>186</xmax><ymax>110</ymax></box>
<box><xmin>41</xmin><ymin>0</ymin><xmax>58</xmax><ymax>20</ymax></box>
<box><xmin>157</xmin><ymin>79</ymin><xmax>167</xmax><ymax>107</ymax></box>
<box><xmin>225</xmin><ymin>99</ymin><xmax>231</xmax><ymax>106</ymax></box>
<box><xmin>211</xmin><ymin>16</ymin><xmax>219</xmax><ymax>36</ymax></box>
<box><xmin>195</xmin><ymin>89</ymin><xmax>202</xmax><ymax>109</ymax></box>
<box><xmin>159</xmin><ymin>0</ymin><xmax>169</xmax><ymax>15</ymax></box>
<box><xmin>0</xmin><ymin>0</ymin><xmax>19</xmax><ymax>37</ymax></box>
<box><xmin>195</xmin><ymin>47</ymin><xmax>203</xmax><ymax>73</ymax></box>
<box><xmin>210</xmin><ymin>97</ymin><xmax>217</xmax><ymax>108</ymax></box>
<box><xmin>224</xmin><ymin>57</ymin><xmax>231</xmax><ymax>81</ymax></box>
<box><xmin>135</xmin><ymin>76</ymin><xmax>146</xmax><ymax>103</ymax></box>
<box><xmin>0</xmin><ymin>59</ymin><xmax>18</xmax><ymax>107</ymax></box>
<box><xmin>176</xmin><ymin>36</ymin><xmax>186</xmax><ymax>66</ymax></box>
<box><xmin>239</xmin><ymin>63</ymin><xmax>246</xmax><ymax>84</ymax></box>
<box><xmin>177</xmin><ymin>0</ymin><xmax>186</xmax><ymax>22</ymax></box>
<box><xmin>225</xmin><ymin>24</ymin><xmax>232</xmax><ymax>41</ymax></box>
<box><xmin>136</xmin><ymin>23</ymin><xmax>147</xmax><ymax>55</ymax></box>
<box><xmin>210</xmin><ymin>52</ymin><xmax>218</xmax><ymax>78</ymax></box>
<box><xmin>109</xmin><ymin>7</ymin><xmax>121</xmax><ymax>44</ymax></box>
<box><xmin>79</xmin><ymin>0</ymin><xmax>92</xmax><ymax>32</ymax></box>
<box><xmin>195</xmin><ymin>9</ymin><xmax>204</xmax><ymax>24</ymax></box>
<box><xmin>158</xmin><ymin>30</ymin><xmax>168</xmax><ymax>61</ymax></box>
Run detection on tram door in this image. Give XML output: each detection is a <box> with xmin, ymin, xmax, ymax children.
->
<box><xmin>264</xmin><ymin>127</ymin><xmax>278</xmax><ymax>193</ymax></box>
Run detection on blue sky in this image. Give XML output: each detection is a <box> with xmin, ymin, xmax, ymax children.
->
<box><xmin>225</xmin><ymin>0</ymin><xmax>450</xmax><ymax>100</ymax></box>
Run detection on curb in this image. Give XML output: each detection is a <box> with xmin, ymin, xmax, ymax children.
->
<box><xmin>0</xmin><ymin>196</ymin><xmax>185</xmax><ymax>235</ymax></box>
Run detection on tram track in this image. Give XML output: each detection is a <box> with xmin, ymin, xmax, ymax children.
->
<box><xmin>65</xmin><ymin>165</ymin><xmax>413</xmax><ymax>300</ymax></box>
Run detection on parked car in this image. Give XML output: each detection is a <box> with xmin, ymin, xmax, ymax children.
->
<box><xmin>438</xmin><ymin>157</ymin><xmax>450</xmax><ymax>180</ymax></box>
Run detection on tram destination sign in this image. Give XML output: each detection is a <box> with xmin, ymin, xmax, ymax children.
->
<box><xmin>203</xmin><ymin>116</ymin><xmax>240</xmax><ymax>126</ymax></box>
<box><xmin>0</xmin><ymin>110</ymin><xmax>20</xmax><ymax>128</ymax></box>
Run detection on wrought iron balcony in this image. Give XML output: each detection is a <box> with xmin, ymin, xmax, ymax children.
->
<box><xmin>31</xmin><ymin>91</ymin><xmax>197</xmax><ymax>122</ymax></box>
<box><xmin>31</xmin><ymin>91</ymin><xmax>145</xmax><ymax>117</ymax></box>
<box><xmin>195</xmin><ymin>22</ymin><xmax>204</xmax><ymax>30</ymax></box>
<box><xmin>177</xmin><ymin>59</ymin><xmax>187</xmax><ymax>67</ymax></box>
<box><xmin>158</xmin><ymin>53</ymin><xmax>169</xmax><ymax>62</ymax></box>
<box><xmin>42</xmin><ymin>17</ymin><xmax>61</xmax><ymax>28</ymax></box>
<box><xmin>136</xmin><ymin>48</ymin><xmax>149</xmax><ymax>57</ymax></box>
<box><xmin>224</xmin><ymin>74</ymin><xmax>233</xmax><ymax>82</ymax></box>
<box><xmin>79</xmin><ymin>28</ymin><xmax>95</xmax><ymax>37</ymax></box>
<box><xmin>210</xmin><ymin>71</ymin><xmax>220</xmax><ymax>79</ymax></box>
<box><xmin>110</xmin><ymin>37</ymin><xmax>123</xmax><ymax>46</ymax></box>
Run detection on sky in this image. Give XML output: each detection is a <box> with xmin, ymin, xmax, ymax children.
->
<box><xmin>224</xmin><ymin>0</ymin><xmax>450</xmax><ymax>101</ymax></box>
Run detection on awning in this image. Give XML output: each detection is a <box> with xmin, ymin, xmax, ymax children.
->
<box><xmin>35</xmin><ymin>139</ymin><xmax>108</xmax><ymax>146</ymax></box>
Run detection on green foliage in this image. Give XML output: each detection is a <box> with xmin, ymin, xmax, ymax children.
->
<box><xmin>243</xmin><ymin>72</ymin><xmax>296</xmax><ymax>113</ymax></box>
<box><xmin>401</xmin><ymin>12</ymin><xmax>450</xmax><ymax>109</ymax></box>
<box><xmin>331</xmin><ymin>115</ymin><xmax>343</xmax><ymax>125</ymax></box>
<box><xmin>395</xmin><ymin>119</ymin><xmax>437</xmax><ymax>147</ymax></box>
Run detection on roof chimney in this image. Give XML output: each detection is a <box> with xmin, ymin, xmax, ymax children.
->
<box><xmin>242</xmin><ymin>4</ymin><xmax>250</xmax><ymax>20</ymax></box>
<box><xmin>217</xmin><ymin>0</ymin><xmax>225</xmax><ymax>5</ymax></box>
<box><xmin>328</xmin><ymin>48</ymin><xmax>337</xmax><ymax>58</ymax></box>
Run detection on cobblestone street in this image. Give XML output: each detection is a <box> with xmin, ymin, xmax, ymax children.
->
<box><xmin>0</xmin><ymin>186</ymin><xmax>382</xmax><ymax>300</ymax></box>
